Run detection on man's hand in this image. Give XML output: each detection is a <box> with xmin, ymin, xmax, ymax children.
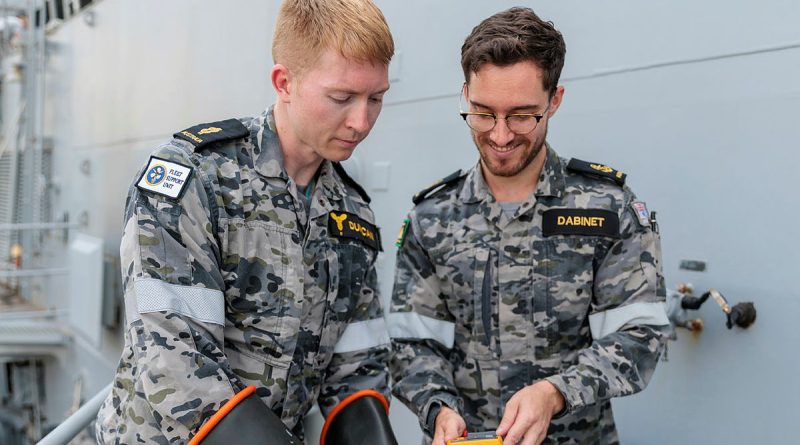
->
<box><xmin>495</xmin><ymin>381</ymin><xmax>565</xmax><ymax>445</ymax></box>
<box><xmin>432</xmin><ymin>406</ymin><xmax>466</xmax><ymax>445</ymax></box>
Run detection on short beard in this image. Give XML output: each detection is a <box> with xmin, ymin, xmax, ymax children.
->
<box><xmin>475</xmin><ymin>131</ymin><xmax>546</xmax><ymax>178</ymax></box>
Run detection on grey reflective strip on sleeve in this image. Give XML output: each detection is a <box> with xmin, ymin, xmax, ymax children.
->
<box><xmin>124</xmin><ymin>289</ymin><xmax>139</xmax><ymax>327</ymax></box>
<box><xmin>387</xmin><ymin>311</ymin><xmax>455</xmax><ymax>349</ymax></box>
<box><xmin>589</xmin><ymin>301</ymin><xmax>670</xmax><ymax>339</ymax></box>
<box><xmin>125</xmin><ymin>278</ymin><xmax>226</xmax><ymax>326</ymax></box>
<box><xmin>333</xmin><ymin>318</ymin><xmax>390</xmax><ymax>353</ymax></box>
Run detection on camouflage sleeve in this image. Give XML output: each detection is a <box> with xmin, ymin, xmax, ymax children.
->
<box><xmin>120</xmin><ymin>146</ymin><xmax>238</xmax><ymax>441</ymax></box>
<box><xmin>388</xmin><ymin>215</ymin><xmax>464</xmax><ymax>436</ymax></box>
<box><xmin>318</xmin><ymin>259</ymin><xmax>391</xmax><ymax>415</ymax></box>
<box><xmin>545</xmin><ymin>192</ymin><xmax>670</xmax><ymax>413</ymax></box>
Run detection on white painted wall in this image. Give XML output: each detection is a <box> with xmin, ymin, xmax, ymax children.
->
<box><xmin>38</xmin><ymin>0</ymin><xmax>800</xmax><ymax>442</ymax></box>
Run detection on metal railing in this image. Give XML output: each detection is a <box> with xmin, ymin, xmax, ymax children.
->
<box><xmin>36</xmin><ymin>383</ymin><xmax>110</xmax><ymax>445</ymax></box>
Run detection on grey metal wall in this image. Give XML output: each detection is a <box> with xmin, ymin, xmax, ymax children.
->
<box><xmin>39</xmin><ymin>0</ymin><xmax>279</xmax><ymax>430</ymax></box>
<box><xmin>39</xmin><ymin>0</ymin><xmax>800</xmax><ymax>443</ymax></box>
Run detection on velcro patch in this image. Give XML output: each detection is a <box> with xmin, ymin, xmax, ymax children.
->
<box><xmin>542</xmin><ymin>209</ymin><xmax>620</xmax><ymax>238</ymax></box>
<box><xmin>631</xmin><ymin>201</ymin><xmax>650</xmax><ymax>227</ymax></box>
<box><xmin>136</xmin><ymin>156</ymin><xmax>193</xmax><ymax>199</ymax></box>
<box><xmin>329</xmin><ymin>211</ymin><xmax>381</xmax><ymax>251</ymax></box>
<box><xmin>395</xmin><ymin>218</ymin><xmax>410</xmax><ymax>248</ymax></box>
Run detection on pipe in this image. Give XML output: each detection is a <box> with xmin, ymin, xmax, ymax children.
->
<box><xmin>37</xmin><ymin>382</ymin><xmax>111</xmax><ymax>445</ymax></box>
<box><xmin>0</xmin><ymin>222</ymin><xmax>81</xmax><ymax>231</ymax></box>
<box><xmin>0</xmin><ymin>267</ymin><xmax>68</xmax><ymax>278</ymax></box>
<box><xmin>0</xmin><ymin>308</ymin><xmax>64</xmax><ymax>319</ymax></box>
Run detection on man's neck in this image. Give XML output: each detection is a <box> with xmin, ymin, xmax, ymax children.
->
<box><xmin>273</xmin><ymin>102</ymin><xmax>325</xmax><ymax>186</ymax></box>
<box><xmin>483</xmin><ymin>147</ymin><xmax>547</xmax><ymax>202</ymax></box>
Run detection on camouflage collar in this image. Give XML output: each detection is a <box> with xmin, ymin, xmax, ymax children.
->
<box><xmin>253</xmin><ymin>106</ymin><xmax>290</xmax><ymax>181</ymax></box>
<box><xmin>459</xmin><ymin>165</ymin><xmax>492</xmax><ymax>204</ymax></box>
<box><xmin>459</xmin><ymin>144</ymin><xmax>565</xmax><ymax>204</ymax></box>
<box><xmin>534</xmin><ymin>144</ymin><xmax>565</xmax><ymax>199</ymax></box>
<box><xmin>316</xmin><ymin>161</ymin><xmax>346</xmax><ymax>202</ymax></box>
<box><xmin>253</xmin><ymin>106</ymin><xmax>345</xmax><ymax>201</ymax></box>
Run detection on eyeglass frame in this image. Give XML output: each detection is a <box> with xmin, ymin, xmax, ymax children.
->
<box><xmin>458</xmin><ymin>86</ymin><xmax>551</xmax><ymax>135</ymax></box>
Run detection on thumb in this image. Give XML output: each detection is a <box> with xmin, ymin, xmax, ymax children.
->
<box><xmin>443</xmin><ymin>419</ymin><xmax>465</xmax><ymax>441</ymax></box>
<box><xmin>432</xmin><ymin>426</ymin><xmax>446</xmax><ymax>445</ymax></box>
<box><xmin>495</xmin><ymin>398</ymin><xmax>518</xmax><ymax>436</ymax></box>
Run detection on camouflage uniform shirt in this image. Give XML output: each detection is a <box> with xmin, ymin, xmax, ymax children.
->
<box><xmin>96</xmin><ymin>107</ymin><xmax>390</xmax><ymax>444</ymax></box>
<box><xmin>389</xmin><ymin>146</ymin><xmax>670</xmax><ymax>444</ymax></box>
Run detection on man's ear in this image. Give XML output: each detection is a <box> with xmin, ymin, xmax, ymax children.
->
<box><xmin>547</xmin><ymin>85</ymin><xmax>565</xmax><ymax>117</ymax></box>
<box><xmin>271</xmin><ymin>64</ymin><xmax>292</xmax><ymax>103</ymax></box>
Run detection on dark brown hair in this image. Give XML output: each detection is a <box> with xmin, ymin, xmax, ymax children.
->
<box><xmin>461</xmin><ymin>7</ymin><xmax>566</xmax><ymax>96</ymax></box>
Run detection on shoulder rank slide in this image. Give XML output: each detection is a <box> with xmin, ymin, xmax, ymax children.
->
<box><xmin>412</xmin><ymin>169</ymin><xmax>464</xmax><ymax>204</ymax></box>
<box><xmin>136</xmin><ymin>156</ymin><xmax>194</xmax><ymax>199</ymax></box>
<box><xmin>329</xmin><ymin>211</ymin><xmax>382</xmax><ymax>251</ymax></box>
<box><xmin>173</xmin><ymin>118</ymin><xmax>248</xmax><ymax>150</ymax></box>
<box><xmin>566</xmin><ymin>158</ymin><xmax>626</xmax><ymax>185</ymax></box>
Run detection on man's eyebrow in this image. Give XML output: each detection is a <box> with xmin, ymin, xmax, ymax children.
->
<box><xmin>470</xmin><ymin>99</ymin><xmax>544</xmax><ymax>112</ymax></box>
<box><xmin>328</xmin><ymin>85</ymin><xmax>391</xmax><ymax>95</ymax></box>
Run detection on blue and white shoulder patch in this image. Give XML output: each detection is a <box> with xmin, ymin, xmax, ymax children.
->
<box><xmin>136</xmin><ymin>156</ymin><xmax>193</xmax><ymax>199</ymax></box>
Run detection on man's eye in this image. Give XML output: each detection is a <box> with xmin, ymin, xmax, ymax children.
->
<box><xmin>369</xmin><ymin>96</ymin><xmax>384</xmax><ymax>104</ymax></box>
<box><xmin>508</xmin><ymin>114</ymin><xmax>533</xmax><ymax>123</ymax></box>
<box><xmin>330</xmin><ymin>96</ymin><xmax>351</xmax><ymax>104</ymax></box>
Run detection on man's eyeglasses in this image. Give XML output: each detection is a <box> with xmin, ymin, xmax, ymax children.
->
<box><xmin>460</xmin><ymin>111</ymin><xmax>546</xmax><ymax>134</ymax></box>
<box><xmin>459</xmin><ymin>88</ymin><xmax>549</xmax><ymax>135</ymax></box>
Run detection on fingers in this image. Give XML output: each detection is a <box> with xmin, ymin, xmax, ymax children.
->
<box><xmin>433</xmin><ymin>408</ymin><xmax>466</xmax><ymax>445</ymax></box>
<box><xmin>432</xmin><ymin>422</ymin><xmax>455</xmax><ymax>445</ymax></box>
<box><xmin>432</xmin><ymin>427</ymin><xmax>446</xmax><ymax>445</ymax></box>
<box><xmin>503</xmin><ymin>417</ymin><xmax>529</xmax><ymax>445</ymax></box>
<box><xmin>495</xmin><ymin>397</ymin><xmax>518</xmax><ymax>437</ymax></box>
<box><xmin>500</xmin><ymin>383</ymin><xmax>562</xmax><ymax>445</ymax></box>
<box><xmin>505</xmin><ymin>419</ymin><xmax>548</xmax><ymax>445</ymax></box>
<box><xmin>443</xmin><ymin>421</ymin><xmax>463</xmax><ymax>443</ymax></box>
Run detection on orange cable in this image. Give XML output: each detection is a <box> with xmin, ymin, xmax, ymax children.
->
<box><xmin>188</xmin><ymin>385</ymin><xmax>257</xmax><ymax>445</ymax></box>
<box><xmin>319</xmin><ymin>389</ymin><xmax>389</xmax><ymax>445</ymax></box>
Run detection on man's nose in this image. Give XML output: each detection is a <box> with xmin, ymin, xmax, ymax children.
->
<box><xmin>346</xmin><ymin>102</ymin><xmax>371</xmax><ymax>134</ymax></box>
<box><xmin>489</xmin><ymin>117</ymin><xmax>515</xmax><ymax>147</ymax></box>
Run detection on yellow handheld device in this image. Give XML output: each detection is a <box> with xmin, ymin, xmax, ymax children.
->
<box><xmin>447</xmin><ymin>432</ymin><xmax>503</xmax><ymax>445</ymax></box>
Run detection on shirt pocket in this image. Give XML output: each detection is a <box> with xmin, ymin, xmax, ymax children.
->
<box><xmin>315</xmin><ymin>240</ymin><xmax>376</xmax><ymax>366</ymax></box>
<box><xmin>135</xmin><ymin>199</ymin><xmax>192</xmax><ymax>284</ymax></box>
<box><xmin>532</xmin><ymin>236</ymin><xmax>595</xmax><ymax>360</ymax></box>
<box><xmin>218</xmin><ymin>218</ymin><xmax>301</xmax><ymax>370</ymax></box>
<box><xmin>329</xmin><ymin>240</ymin><xmax>374</xmax><ymax>323</ymax></box>
<box><xmin>443</xmin><ymin>244</ymin><xmax>497</xmax><ymax>361</ymax></box>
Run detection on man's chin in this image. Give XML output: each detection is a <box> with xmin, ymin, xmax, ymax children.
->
<box><xmin>322</xmin><ymin>146</ymin><xmax>357</xmax><ymax>163</ymax></box>
<box><xmin>486</xmin><ymin>165</ymin><xmax>522</xmax><ymax>177</ymax></box>
<box><xmin>480</xmin><ymin>154</ymin><xmax>520</xmax><ymax>177</ymax></box>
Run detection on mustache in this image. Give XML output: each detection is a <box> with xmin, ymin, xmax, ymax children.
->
<box><xmin>482</xmin><ymin>137</ymin><xmax>529</xmax><ymax>150</ymax></box>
